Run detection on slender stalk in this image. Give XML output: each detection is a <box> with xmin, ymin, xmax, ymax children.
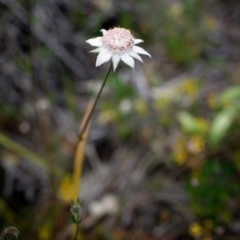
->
<box><xmin>70</xmin><ymin>64</ymin><xmax>112</xmax><ymax>240</ymax></box>
<box><xmin>72</xmin><ymin>224</ymin><xmax>80</xmax><ymax>240</ymax></box>
<box><xmin>77</xmin><ymin>64</ymin><xmax>112</xmax><ymax>141</ymax></box>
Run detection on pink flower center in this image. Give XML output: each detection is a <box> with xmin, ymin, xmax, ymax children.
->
<box><xmin>102</xmin><ymin>27</ymin><xmax>134</xmax><ymax>52</ymax></box>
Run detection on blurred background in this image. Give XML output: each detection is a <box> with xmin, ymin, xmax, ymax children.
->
<box><xmin>0</xmin><ymin>0</ymin><xmax>240</xmax><ymax>239</ymax></box>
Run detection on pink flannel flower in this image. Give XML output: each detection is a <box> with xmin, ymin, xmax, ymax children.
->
<box><xmin>86</xmin><ymin>27</ymin><xmax>151</xmax><ymax>71</ymax></box>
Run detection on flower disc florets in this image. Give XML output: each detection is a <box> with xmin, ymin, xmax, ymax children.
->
<box><xmin>102</xmin><ymin>28</ymin><xmax>134</xmax><ymax>52</ymax></box>
<box><xmin>86</xmin><ymin>27</ymin><xmax>151</xmax><ymax>71</ymax></box>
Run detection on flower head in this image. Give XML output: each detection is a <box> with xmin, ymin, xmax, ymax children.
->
<box><xmin>70</xmin><ymin>199</ymin><xmax>83</xmax><ymax>224</ymax></box>
<box><xmin>86</xmin><ymin>27</ymin><xmax>151</xmax><ymax>71</ymax></box>
<box><xmin>0</xmin><ymin>227</ymin><xmax>19</xmax><ymax>240</ymax></box>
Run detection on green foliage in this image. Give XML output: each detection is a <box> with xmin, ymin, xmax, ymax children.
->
<box><xmin>187</xmin><ymin>158</ymin><xmax>240</xmax><ymax>222</ymax></box>
<box><xmin>37</xmin><ymin>46</ymin><xmax>54</xmax><ymax>60</ymax></box>
<box><xmin>16</xmin><ymin>56</ymin><xmax>31</xmax><ymax>73</ymax></box>
<box><xmin>162</xmin><ymin>0</ymin><xmax>206</xmax><ymax>65</ymax></box>
<box><xmin>100</xmin><ymin>75</ymin><xmax>138</xmax><ymax>140</ymax></box>
<box><xmin>208</xmin><ymin>86</ymin><xmax>240</xmax><ymax>145</ymax></box>
<box><xmin>107</xmin><ymin>75</ymin><xmax>136</xmax><ymax>101</ymax></box>
<box><xmin>208</xmin><ymin>107</ymin><xmax>236</xmax><ymax>145</ymax></box>
<box><xmin>177</xmin><ymin>85</ymin><xmax>240</xmax><ymax>226</ymax></box>
<box><xmin>178</xmin><ymin>112</ymin><xmax>208</xmax><ymax>135</ymax></box>
<box><xmin>72</xmin><ymin>4</ymin><xmax>86</xmax><ymax>28</ymax></box>
<box><xmin>219</xmin><ymin>86</ymin><xmax>240</xmax><ymax>104</ymax></box>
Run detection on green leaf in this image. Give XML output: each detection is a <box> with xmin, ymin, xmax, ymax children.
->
<box><xmin>208</xmin><ymin>108</ymin><xmax>236</xmax><ymax>145</ymax></box>
<box><xmin>220</xmin><ymin>86</ymin><xmax>240</xmax><ymax>103</ymax></box>
<box><xmin>178</xmin><ymin>112</ymin><xmax>208</xmax><ymax>135</ymax></box>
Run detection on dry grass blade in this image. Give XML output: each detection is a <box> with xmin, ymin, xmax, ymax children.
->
<box><xmin>58</xmin><ymin>100</ymin><xmax>93</xmax><ymax>203</ymax></box>
<box><xmin>72</xmin><ymin>100</ymin><xmax>93</xmax><ymax>201</ymax></box>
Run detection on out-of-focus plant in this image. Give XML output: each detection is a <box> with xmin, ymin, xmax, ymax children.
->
<box><xmin>189</xmin><ymin>221</ymin><xmax>214</xmax><ymax>240</ymax></box>
<box><xmin>187</xmin><ymin>158</ymin><xmax>240</xmax><ymax>221</ymax></box>
<box><xmin>70</xmin><ymin>199</ymin><xmax>83</xmax><ymax>240</ymax></box>
<box><xmin>208</xmin><ymin>86</ymin><xmax>240</xmax><ymax>146</ymax></box>
<box><xmin>162</xmin><ymin>0</ymin><xmax>207</xmax><ymax>65</ymax></box>
<box><xmin>178</xmin><ymin>112</ymin><xmax>209</xmax><ymax>136</ymax></box>
<box><xmin>100</xmin><ymin>74</ymin><xmax>137</xmax><ymax>140</ymax></box>
<box><xmin>176</xmin><ymin>85</ymin><xmax>240</xmax><ymax>227</ymax></box>
<box><xmin>0</xmin><ymin>227</ymin><xmax>19</xmax><ymax>240</ymax></box>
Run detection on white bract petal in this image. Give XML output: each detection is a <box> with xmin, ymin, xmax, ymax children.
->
<box><xmin>90</xmin><ymin>48</ymin><xmax>101</xmax><ymax>53</ymax></box>
<box><xmin>86</xmin><ymin>27</ymin><xmax>151</xmax><ymax>71</ymax></box>
<box><xmin>132</xmin><ymin>45</ymin><xmax>151</xmax><ymax>57</ymax></box>
<box><xmin>129</xmin><ymin>51</ymin><xmax>143</xmax><ymax>62</ymax></box>
<box><xmin>112</xmin><ymin>54</ymin><xmax>121</xmax><ymax>71</ymax></box>
<box><xmin>96</xmin><ymin>48</ymin><xmax>112</xmax><ymax>67</ymax></box>
<box><xmin>86</xmin><ymin>37</ymin><xmax>102</xmax><ymax>47</ymax></box>
<box><xmin>100</xmin><ymin>29</ymin><xmax>107</xmax><ymax>34</ymax></box>
<box><xmin>134</xmin><ymin>39</ymin><xmax>144</xmax><ymax>44</ymax></box>
<box><xmin>121</xmin><ymin>54</ymin><xmax>135</xmax><ymax>68</ymax></box>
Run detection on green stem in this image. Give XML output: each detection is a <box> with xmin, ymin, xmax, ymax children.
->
<box><xmin>73</xmin><ymin>223</ymin><xmax>80</xmax><ymax>240</ymax></box>
<box><xmin>77</xmin><ymin>63</ymin><xmax>112</xmax><ymax>141</ymax></box>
